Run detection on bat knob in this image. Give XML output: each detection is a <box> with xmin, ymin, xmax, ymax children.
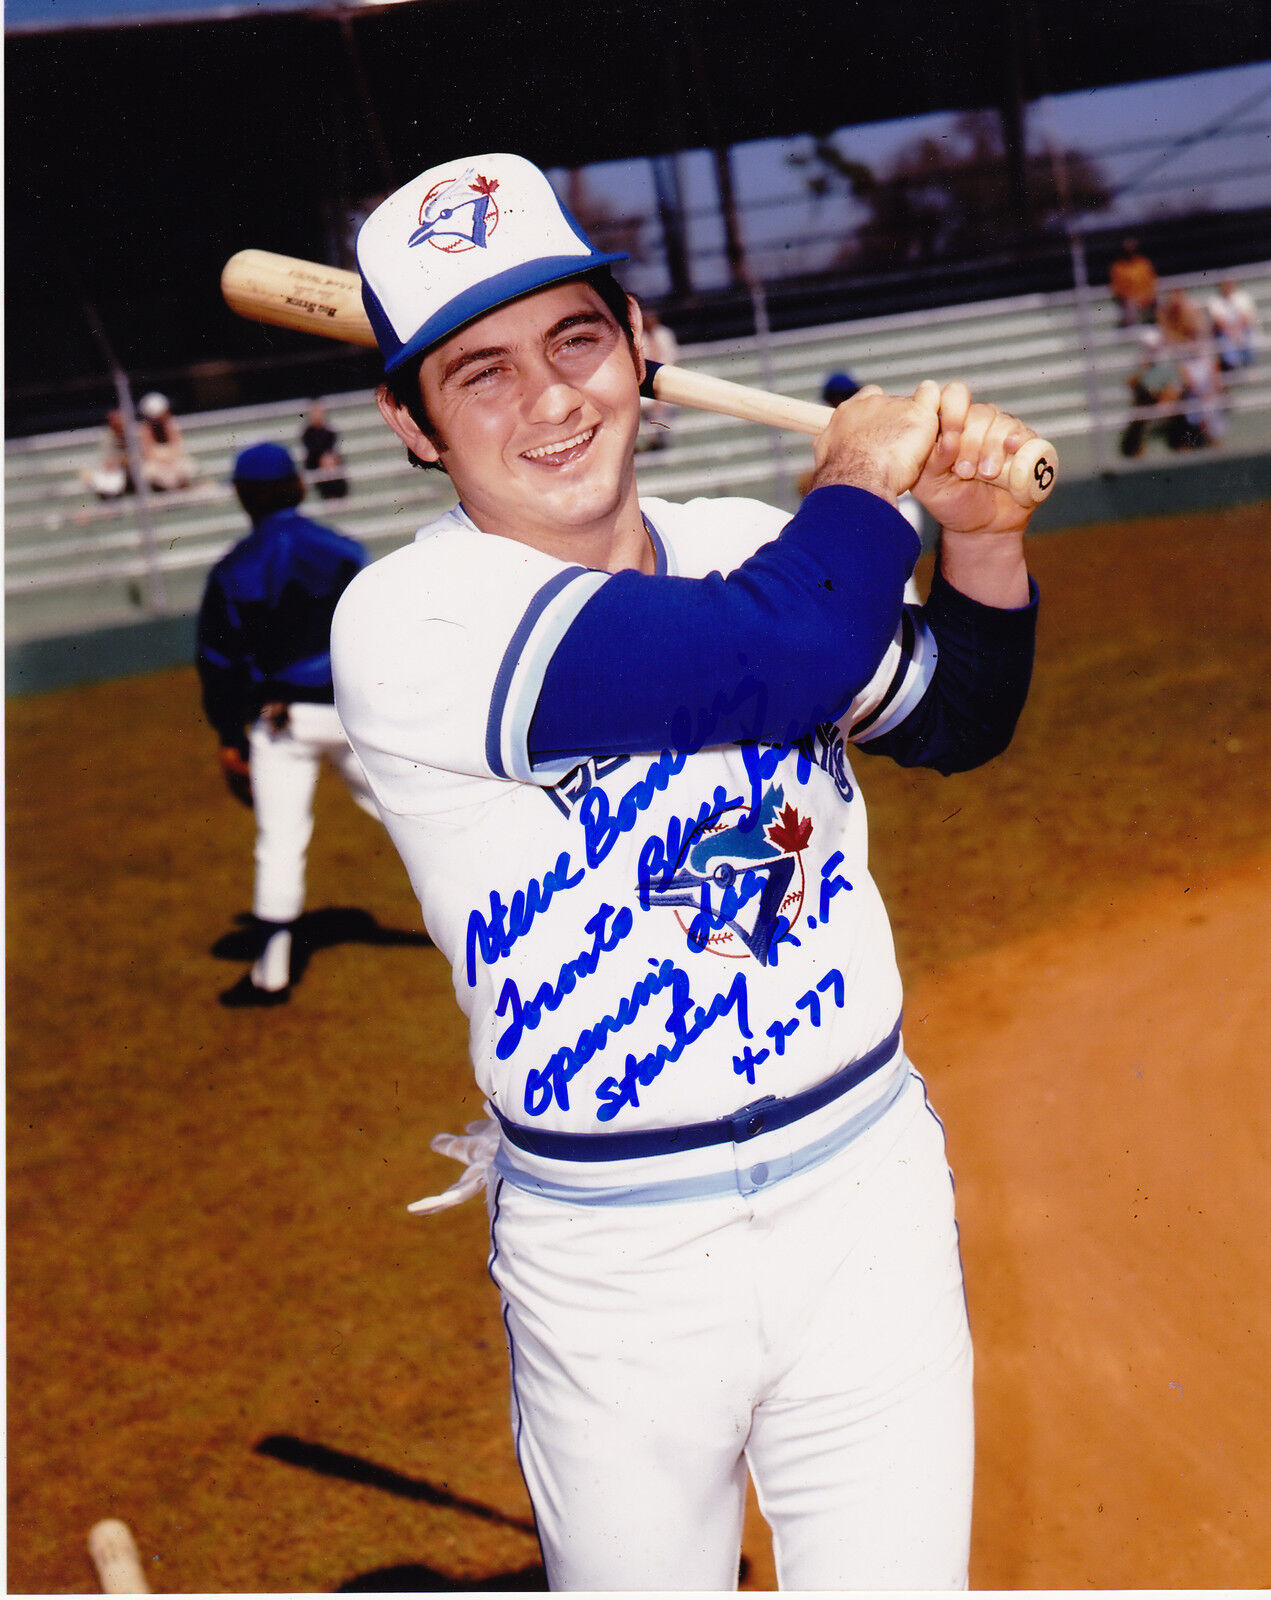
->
<box><xmin>1002</xmin><ymin>437</ymin><xmax>1059</xmax><ymax>506</ymax></box>
<box><xmin>638</xmin><ymin>359</ymin><xmax>663</xmax><ymax>402</ymax></box>
<box><xmin>88</xmin><ymin>1519</ymin><xmax>149</xmax><ymax>1594</ymax></box>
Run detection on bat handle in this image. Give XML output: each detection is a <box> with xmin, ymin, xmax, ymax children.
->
<box><xmin>644</xmin><ymin>360</ymin><xmax>1056</xmax><ymax>507</ymax></box>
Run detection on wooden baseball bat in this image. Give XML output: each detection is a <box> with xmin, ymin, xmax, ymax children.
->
<box><xmin>221</xmin><ymin>247</ymin><xmax>1058</xmax><ymax>505</ymax></box>
<box><xmin>88</xmin><ymin>1519</ymin><xmax>149</xmax><ymax>1594</ymax></box>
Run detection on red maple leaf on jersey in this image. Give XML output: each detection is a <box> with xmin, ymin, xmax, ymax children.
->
<box><xmin>471</xmin><ymin>175</ymin><xmax>500</xmax><ymax>197</ymax></box>
<box><xmin>767</xmin><ymin>802</ymin><xmax>812</xmax><ymax>854</ymax></box>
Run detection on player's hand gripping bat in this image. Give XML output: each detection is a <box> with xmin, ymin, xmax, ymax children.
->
<box><xmin>221</xmin><ymin>248</ymin><xmax>1058</xmax><ymax>506</ymax></box>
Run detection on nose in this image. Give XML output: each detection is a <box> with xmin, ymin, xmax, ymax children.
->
<box><xmin>524</xmin><ymin>355</ymin><xmax>584</xmax><ymax>426</ymax></box>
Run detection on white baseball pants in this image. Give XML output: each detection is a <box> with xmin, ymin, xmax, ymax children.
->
<box><xmin>248</xmin><ymin>701</ymin><xmax>379</xmax><ymax>924</ymax></box>
<box><xmin>486</xmin><ymin>1069</ymin><xmax>973</xmax><ymax>1590</ymax></box>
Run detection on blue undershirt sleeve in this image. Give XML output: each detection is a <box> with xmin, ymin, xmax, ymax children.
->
<box><xmin>528</xmin><ymin>486</ymin><xmax>921</xmax><ymax>765</ymax></box>
<box><xmin>856</xmin><ymin>563</ymin><xmax>1038</xmax><ymax>775</ymax></box>
<box><xmin>196</xmin><ymin>576</ymin><xmax>252</xmax><ymax>753</ymax></box>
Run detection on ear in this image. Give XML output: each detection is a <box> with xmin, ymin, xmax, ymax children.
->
<box><xmin>627</xmin><ymin>296</ymin><xmax>647</xmax><ymax>388</ymax></box>
<box><xmin>376</xmin><ymin>383</ymin><xmax>442</xmax><ymax>466</ymax></box>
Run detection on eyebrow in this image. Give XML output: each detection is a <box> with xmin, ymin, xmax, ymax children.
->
<box><xmin>438</xmin><ymin>344</ymin><xmax>509</xmax><ymax>387</ymax></box>
<box><xmin>437</xmin><ymin>311</ymin><xmax>614</xmax><ymax>388</ymax></box>
<box><xmin>545</xmin><ymin>311</ymin><xmax>612</xmax><ymax>340</ymax></box>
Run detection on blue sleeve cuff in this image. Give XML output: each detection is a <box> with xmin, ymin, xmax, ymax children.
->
<box><xmin>857</xmin><ymin>563</ymin><xmax>1038</xmax><ymax>774</ymax></box>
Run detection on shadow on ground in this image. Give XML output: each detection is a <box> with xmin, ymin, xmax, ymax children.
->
<box><xmin>259</xmin><ymin>1435</ymin><xmax>754</xmax><ymax>1591</ymax></box>
<box><xmin>337</xmin><ymin>1562</ymin><xmax>548</xmax><ymax>1591</ymax></box>
<box><xmin>256</xmin><ymin>1435</ymin><xmax>545</xmax><ymax>1592</ymax></box>
<box><xmin>212</xmin><ymin>905</ymin><xmax>432</xmax><ymax>986</ymax></box>
<box><xmin>255</xmin><ymin>1435</ymin><xmax>535</xmax><ymax>1534</ymax></box>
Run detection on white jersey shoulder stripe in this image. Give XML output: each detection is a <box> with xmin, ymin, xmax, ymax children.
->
<box><xmin>843</xmin><ymin>604</ymin><xmax>939</xmax><ymax>745</ymax></box>
<box><xmin>487</xmin><ymin>565</ymin><xmax>611</xmax><ymax>783</ymax></box>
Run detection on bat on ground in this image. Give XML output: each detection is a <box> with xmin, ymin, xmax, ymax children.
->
<box><xmin>220</xmin><ymin>247</ymin><xmax>1058</xmax><ymax>506</ymax></box>
<box><xmin>88</xmin><ymin>1519</ymin><xmax>149</xmax><ymax>1594</ymax></box>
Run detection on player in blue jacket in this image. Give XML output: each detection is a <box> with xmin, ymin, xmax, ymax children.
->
<box><xmin>332</xmin><ymin>153</ymin><xmax>1041</xmax><ymax>1589</ymax></box>
<box><xmin>197</xmin><ymin>441</ymin><xmax>379</xmax><ymax>1006</ymax></box>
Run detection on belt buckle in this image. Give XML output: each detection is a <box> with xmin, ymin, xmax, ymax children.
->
<box><xmin>729</xmin><ymin>1094</ymin><xmax>780</xmax><ymax>1143</ymax></box>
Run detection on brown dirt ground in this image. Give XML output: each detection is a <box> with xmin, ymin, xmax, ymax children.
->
<box><xmin>7</xmin><ymin>501</ymin><xmax>1270</xmax><ymax>1592</ymax></box>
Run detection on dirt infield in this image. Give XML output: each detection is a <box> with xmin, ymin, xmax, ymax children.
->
<box><xmin>7</xmin><ymin>502</ymin><xmax>1270</xmax><ymax>1592</ymax></box>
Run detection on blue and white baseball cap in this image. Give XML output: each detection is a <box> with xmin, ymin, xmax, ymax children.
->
<box><xmin>356</xmin><ymin>153</ymin><xmax>628</xmax><ymax>374</ymax></box>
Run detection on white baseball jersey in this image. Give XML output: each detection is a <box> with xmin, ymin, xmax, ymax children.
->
<box><xmin>333</xmin><ymin>492</ymin><xmax>979</xmax><ymax>1588</ymax></box>
<box><xmin>333</xmin><ymin>496</ymin><xmax>936</xmax><ymax>1159</ymax></box>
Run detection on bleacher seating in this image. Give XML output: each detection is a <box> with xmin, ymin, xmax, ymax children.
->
<box><xmin>6</xmin><ymin>263</ymin><xmax>1269</xmax><ymax>649</ymax></box>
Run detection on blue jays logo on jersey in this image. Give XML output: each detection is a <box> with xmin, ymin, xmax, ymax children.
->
<box><xmin>408</xmin><ymin>172</ymin><xmax>501</xmax><ymax>253</ymax></box>
<box><xmin>642</xmin><ymin>785</ymin><xmax>811</xmax><ymax>965</ymax></box>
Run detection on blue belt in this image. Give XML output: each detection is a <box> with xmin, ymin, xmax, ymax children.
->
<box><xmin>493</xmin><ymin>1016</ymin><xmax>903</xmax><ymax>1163</ymax></box>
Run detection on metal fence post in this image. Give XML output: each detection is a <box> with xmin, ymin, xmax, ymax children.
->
<box><xmin>81</xmin><ymin>301</ymin><xmax>170</xmax><ymax>616</ymax></box>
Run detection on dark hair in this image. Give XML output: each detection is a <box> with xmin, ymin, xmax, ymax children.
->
<box><xmin>234</xmin><ymin>472</ymin><xmax>305</xmax><ymax>520</ymax></box>
<box><xmin>384</xmin><ymin>267</ymin><xmax>638</xmax><ymax>473</ymax></box>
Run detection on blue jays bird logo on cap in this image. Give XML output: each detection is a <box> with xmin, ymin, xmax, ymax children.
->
<box><xmin>409</xmin><ymin>171</ymin><xmax>501</xmax><ymax>253</ymax></box>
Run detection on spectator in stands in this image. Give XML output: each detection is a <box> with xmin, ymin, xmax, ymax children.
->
<box><xmin>637</xmin><ymin>305</ymin><xmax>680</xmax><ymax>450</ymax></box>
<box><xmin>83</xmin><ymin>408</ymin><xmax>134</xmax><ymax>500</ymax></box>
<box><xmin>1120</xmin><ymin>290</ymin><xmax>1221</xmax><ymax>456</ymax></box>
<box><xmin>1109</xmin><ymin>237</ymin><xmax>1158</xmax><ymax>327</ymax></box>
<box><xmin>137</xmin><ymin>392</ymin><xmax>195</xmax><ymax>491</ymax></box>
<box><xmin>1206</xmin><ymin>277</ymin><xmax>1260</xmax><ymax>371</ymax></box>
<box><xmin>1174</xmin><ymin>293</ymin><xmax>1227</xmax><ymax>446</ymax></box>
<box><xmin>300</xmin><ymin>400</ymin><xmax>349</xmax><ymax>499</ymax></box>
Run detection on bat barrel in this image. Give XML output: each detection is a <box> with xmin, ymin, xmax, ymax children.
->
<box><xmin>220</xmin><ymin>250</ymin><xmax>377</xmax><ymax>348</ymax></box>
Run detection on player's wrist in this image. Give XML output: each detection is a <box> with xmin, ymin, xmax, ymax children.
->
<box><xmin>808</xmin><ymin>450</ymin><xmax>897</xmax><ymax>505</ymax></box>
<box><xmin>937</xmin><ymin>526</ymin><xmax>1030</xmax><ymax>609</ymax></box>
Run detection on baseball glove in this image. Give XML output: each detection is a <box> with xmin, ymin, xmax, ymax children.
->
<box><xmin>219</xmin><ymin>745</ymin><xmax>253</xmax><ymax>807</ymax></box>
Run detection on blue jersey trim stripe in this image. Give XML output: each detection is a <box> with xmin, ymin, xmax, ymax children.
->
<box><xmin>486</xmin><ymin>1179</ymin><xmax>548</xmax><ymax>1564</ymax></box>
<box><xmin>644</xmin><ymin>514</ymin><xmax>670</xmax><ymax>575</ymax></box>
<box><xmin>485</xmin><ymin>565</ymin><xmax>602</xmax><ymax>778</ymax></box>
<box><xmin>491</xmin><ymin>1015</ymin><xmax>902</xmax><ymax>1161</ymax></box>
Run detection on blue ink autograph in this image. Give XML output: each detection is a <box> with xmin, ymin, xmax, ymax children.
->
<box><xmin>465</xmin><ymin>850</ymin><xmax>583</xmax><ymax>987</ymax></box>
<box><xmin>595</xmin><ymin>968</ymin><xmax>752</xmax><ymax>1121</ymax></box>
<box><xmin>495</xmin><ymin>903</ymin><xmax>633</xmax><ymax>1061</ymax></box>
<box><xmin>522</xmin><ymin>957</ymin><xmax>690</xmax><ymax>1115</ymax></box>
<box><xmin>578</xmin><ymin>747</ymin><xmax>690</xmax><ymax>868</ymax></box>
<box><xmin>732</xmin><ymin>967</ymin><xmax>846</xmax><ymax>1083</ymax></box>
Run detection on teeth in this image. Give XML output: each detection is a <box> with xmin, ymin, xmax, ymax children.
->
<box><xmin>523</xmin><ymin>428</ymin><xmax>595</xmax><ymax>461</ymax></box>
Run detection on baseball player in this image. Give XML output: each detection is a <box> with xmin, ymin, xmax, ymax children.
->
<box><xmin>331</xmin><ymin>153</ymin><xmax>1040</xmax><ymax>1589</ymax></box>
<box><xmin>197</xmin><ymin>441</ymin><xmax>379</xmax><ymax>1007</ymax></box>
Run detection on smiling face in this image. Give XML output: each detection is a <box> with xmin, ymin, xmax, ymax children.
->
<box><xmin>378</xmin><ymin>280</ymin><xmax>648</xmax><ymax>571</ymax></box>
